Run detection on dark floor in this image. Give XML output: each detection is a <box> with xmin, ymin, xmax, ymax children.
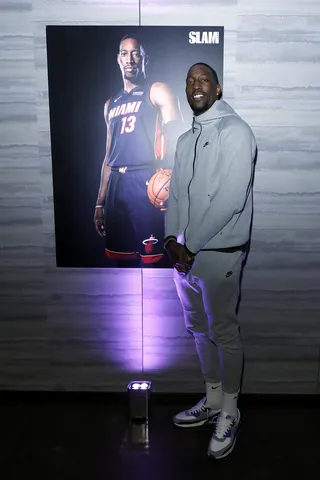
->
<box><xmin>0</xmin><ymin>391</ymin><xmax>319</xmax><ymax>480</ymax></box>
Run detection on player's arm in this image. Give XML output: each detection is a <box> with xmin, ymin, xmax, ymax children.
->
<box><xmin>96</xmin><ymin>100</ymin><xmax>112</xmax><ymax>206</ymax></box>
<box><xmin>150</xmin><ymin>82</ymin><xmax>182</xmax><ymax>168</ymax></box>
<box><xmin>94</xmin><ymin>99</ymin><xmax>112</xmax><ymax>237</ymax></box>
<box><xmin>150</xmin><ymin>82</ymin><xmax>181</xmax><ymax>124</ymax></box>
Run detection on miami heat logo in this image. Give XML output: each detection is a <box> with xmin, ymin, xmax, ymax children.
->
<box><xmin>142</xmin><ymin>235</ymin><xmax>158</xmax><ymax>254</ymax></box>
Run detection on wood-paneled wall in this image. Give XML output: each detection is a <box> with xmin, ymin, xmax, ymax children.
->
<box><xmin>0</xmin><ymin>0</ymin><xmax>319</xmax><ymax>393</ymax></box>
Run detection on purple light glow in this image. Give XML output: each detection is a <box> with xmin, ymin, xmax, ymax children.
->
<box><xmin>77</xmin><ymin>268</ymin><xmax>186</xmax><ymax>374</ymax></box>
<box><xmin>142</xmin><ymin>269</ymin><xmax>188</xmax><ymax>372</ymax></box>
<box><xmin>96</xmin><ymin>268</ymin><xmax>143</xmax><ymax>372</ymax></box>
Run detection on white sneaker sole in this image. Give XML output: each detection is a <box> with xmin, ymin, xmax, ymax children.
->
<box><xmin>173</xmin><ymin>412</ymin><xmax>220</xmax><ymax>428</ymax></box>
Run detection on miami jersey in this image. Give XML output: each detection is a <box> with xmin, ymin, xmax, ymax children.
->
<box><xmin>106</xmin><ymin>83</ymin><xmax>163</xmax><ymax>168</ymax></box>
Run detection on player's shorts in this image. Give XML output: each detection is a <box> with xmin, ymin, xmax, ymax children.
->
<box><xmin>104</xmin><ymin>166</ymin><xmax>165</xmax><ymax>264</ymax></box>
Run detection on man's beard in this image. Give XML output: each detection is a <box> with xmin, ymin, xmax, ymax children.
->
<box><xmin>193</xmin><ymin>105</ymin><xmax>207</xmax><ymax>115</ymax></box>
<box><xmin>188</xmin><ymin>99</ymin><xmax>209</xmax><ymax>116</ymax></box>
<box><xmin>123</xmin><ymin>69</ymin><xmax>141</xmax><ymax>83</ymax></box>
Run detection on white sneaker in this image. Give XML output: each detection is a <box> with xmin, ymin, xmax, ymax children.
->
<box><xmin>207</xmin><ymin>409</ymin><xmax>240</xmax><ymax>459</ymax></box>
<box><xmin>173</xmin><ymin>397</ymin><xmax>221</xmax><ymax>428</ymax></box>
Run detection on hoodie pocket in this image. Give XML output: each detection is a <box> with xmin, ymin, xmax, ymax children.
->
<box><xmin>189</xmin><ymin>192</ymin><xmax>211</xmax><ymax>219</ymax></box>
<box><xmin>206</xmin><ymin>177</ymin><xmax>220</xmax><ymax>200</ymax></box>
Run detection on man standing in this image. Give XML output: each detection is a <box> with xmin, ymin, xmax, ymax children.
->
<box><xmin>94</xmin><ymin>34</ymin><xmax>181</xmax><ymax>266</ymax></box>
<box><xmin>165</xmin><ymin>63</ymin><xmax>256</xmax><ymax>459</ymax></box>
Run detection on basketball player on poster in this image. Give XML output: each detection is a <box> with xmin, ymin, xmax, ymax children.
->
<box><xmin>94</xmin><ymin>33</ymin><xmax>182</xmax><ymax>266</ymax></box>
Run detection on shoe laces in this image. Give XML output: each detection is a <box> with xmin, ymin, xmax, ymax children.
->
<box><xmin>189</xmin><ymin>397</ymin><xmax>209</xmax><ymax>416</ymax></box>
<box><xmin>215</xmin><ymin>413</ymin><xmax>235</xmax><ymax>439</ymax></box>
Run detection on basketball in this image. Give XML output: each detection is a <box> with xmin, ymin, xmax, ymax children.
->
<box><xmin>147</xmin><ymin>169</ymin><xmax>172</xmax><ymax>210</ymax></box>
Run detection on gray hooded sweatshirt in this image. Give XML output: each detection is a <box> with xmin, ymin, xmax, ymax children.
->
<box><xmin>165</xmin><ymin>99</ymin><xmax>257</xmax><ymax>255</ymax></box>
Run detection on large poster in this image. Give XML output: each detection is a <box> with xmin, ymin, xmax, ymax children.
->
<box><xmin>46</xmin><ymin>26</ymin><xmax>224</xmax><ymax>268</ymax></box>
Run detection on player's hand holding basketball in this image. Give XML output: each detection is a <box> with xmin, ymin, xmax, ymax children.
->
<box><xmin>147</xmin><ymin>168</ymin><xmax>172</xmax><ymax>211</ymax></box>
<box><xmin>94</xmin><ymin>206</ymin><xmax>106</xmax><ymax>237</ymax></box>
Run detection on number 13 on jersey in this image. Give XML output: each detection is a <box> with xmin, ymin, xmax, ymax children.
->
<box><xmin>120</xmin><ymin>115</ymin><xmax>136</xmax><ymax>134</ymax></box>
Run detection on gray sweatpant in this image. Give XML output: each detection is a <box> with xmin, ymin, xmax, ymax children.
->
<box><xmin>173</xmin><ymin>248</ymin><xmax>246</xmax><ymax>394</ymax></box>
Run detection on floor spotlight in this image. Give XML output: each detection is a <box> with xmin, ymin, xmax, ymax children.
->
<box><xmin>127</xmin><ymin>381</ymin><xmax>152</xmax><ymax>422</ymax></box>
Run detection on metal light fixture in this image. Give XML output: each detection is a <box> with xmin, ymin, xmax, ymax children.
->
<box><xmin>127</xmin><ymin>380</ymin><xmax>152</xmax><ymax>422</ymax></box>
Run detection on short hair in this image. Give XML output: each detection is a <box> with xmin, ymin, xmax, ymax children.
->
<box><xmin>188</xmin><ymin>62</ymin><xmax>220</xmax><ymax>84</ymax></box>
<box><xmin>119</xmin><ymin>33</ymin><xmax>146</xmax><ymax>55</ymax></box>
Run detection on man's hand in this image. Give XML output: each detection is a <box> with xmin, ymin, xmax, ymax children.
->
<box><xmin>94</xmin><ymin>207</ymin><xmax>105</xmax><ymax>237</ymax></box>
<box><xmin>175</xmin><ymin>248</ymin><xmax>194</xmax><ymax>274</ymax></box>
<box><xmin>165</xmin><ymin>239</ymin><xmax>183</xmax><ymax>264</ymax></box>
<box><xmin>166</xmin><ymin>239</ymin><xmax>194</xmax><ymax>274</ymax></box>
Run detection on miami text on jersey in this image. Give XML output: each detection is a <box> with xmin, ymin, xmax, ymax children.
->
<box><xmin>108</xmin><ymin>101</ymin><xmax>142</xmax><ymax>120</ymax></box>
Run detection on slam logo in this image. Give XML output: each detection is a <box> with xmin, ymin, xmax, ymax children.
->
<box><xmin>189</xmin><ymin>31</ymin><xmax>220</xmax><ymax>44</ymax></box>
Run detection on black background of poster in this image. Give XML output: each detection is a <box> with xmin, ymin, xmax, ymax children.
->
<box><xmin>46</xmin><ymin>26</ymin><xmax>224</xmax><ymax>267</ymax></box>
